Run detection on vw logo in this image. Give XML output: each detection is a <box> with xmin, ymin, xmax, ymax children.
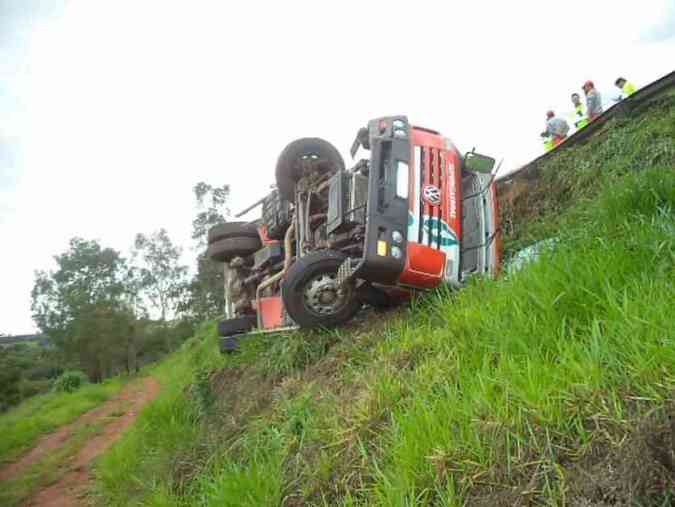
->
<box><xmin>422</xmin><ymin>184</ymin><xmax>441</xmax><ymax>206</ymax></box>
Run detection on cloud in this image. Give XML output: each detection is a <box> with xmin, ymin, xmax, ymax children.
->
<box><xmin>640</xmin><ymin>3</ymin><xmax>675</xmax><ymax>42</ymax></box>
<box><xmin>0</xmin><ymin>139</ymin><xmax>19</xmax><ymax>184</ymax></box>
<box><xmin>0</xmin><ymin>1</ymin><xmax>66</xmax><ymax>42</ymax></box>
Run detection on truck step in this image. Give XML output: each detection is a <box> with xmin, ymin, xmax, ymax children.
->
<box><xmin>336</xmin><ymin>257</ymin><xmax>357</xmax><ymax>287</ymax></box>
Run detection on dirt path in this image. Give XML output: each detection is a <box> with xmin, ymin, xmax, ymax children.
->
<box><xmin>0</xmin><ymin>376</ymin><xmax>160</xmax><ymax>507</ymax></box>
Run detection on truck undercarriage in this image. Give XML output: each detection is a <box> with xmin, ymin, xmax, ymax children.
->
<box><xmin>207</xmin><ymin>116</ymin><xmax>500</xmax><ymax>351</ymax></box>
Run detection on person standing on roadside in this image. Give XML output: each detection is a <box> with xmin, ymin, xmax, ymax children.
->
<box><xmin>541</xmin><ymin>110</ymin><xmax>570</xmax><ymax>151</ymax></box>
<box><xmin>571</xmin><ymin>93</ymin><xmax>588</xmax><ymax>129</ymax></box>
<box><xmin>582</xmin><ymin>80</ymin><xmax>603</xmax><ymax>121</ymax></box>
<box><xmin>614</xmin><ymin>77</ymin><xmax>637</xmax><ymax>99</ymax></box>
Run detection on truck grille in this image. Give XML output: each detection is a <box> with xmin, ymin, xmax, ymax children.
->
<box><xmin>420</xmin><ymin>146</ymin><xmax>444</xmax><ymax>249</ymax></box>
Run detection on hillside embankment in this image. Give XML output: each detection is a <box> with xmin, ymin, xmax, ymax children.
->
<box><xmin>90</xmin><ymin>96</ymin><xmax>675</xmax><ymax>506</ymax></box>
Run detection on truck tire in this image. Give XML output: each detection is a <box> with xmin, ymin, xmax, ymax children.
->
<box><xmin>275</xmin><ymin>138</ymin><xmax>345</xmax><ymax>201</ymax></box>
<box><xmin>217</xmin><ymin>315</ymin><xmax>257</xmax><ymax>337</ymax></box>
<box><xmin>219</xmin><ymin>336</ymin><xmax>240</xmax><ymax>354</ymax></box>
<box><xmin>208</xmin><ymin>222</ymin><xmax>260</xmax><ymax>245</ymax></box>
<box><xmin>207</xmin><ymin>236</ymin><xmax>261</xmax><ymax>263</ymax></box>
<box><xmin>281</xmin><ymin>250</ymin><xmax>360</xmax><ymax>328</ymax></box>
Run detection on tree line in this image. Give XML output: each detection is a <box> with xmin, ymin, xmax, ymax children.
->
<box><xmin>0</xmin><ymin>182</ymin><xmax>230</xmax><ymax>411</ymax></box>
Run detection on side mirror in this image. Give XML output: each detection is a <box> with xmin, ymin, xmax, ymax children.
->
<box><xmin>350</xmin><ymin>127</ymin><xmax>370</xmax><ymax>158</ymax></box>
<box><xmin>464</xmin><ymin>152</ymin><xmax>496</xmax><ymax>174</ymax></box>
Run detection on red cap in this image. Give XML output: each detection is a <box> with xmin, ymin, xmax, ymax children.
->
<box><xmin>546</xmin><ymin>110</ymin><xmax>555</xmax><ymax>119</ymax></box>
<box><xmin>582</xmin><ymin>80</ymin><xmax>594</xmax><ymax>90</ymax></box>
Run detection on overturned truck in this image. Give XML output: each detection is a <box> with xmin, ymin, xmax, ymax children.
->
<box><xmin>207</xmin><ymin>116</ymin><xmax>501</xmax><ymax>352</ymax></box>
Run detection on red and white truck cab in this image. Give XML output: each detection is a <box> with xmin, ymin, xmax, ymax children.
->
<box><xmin>345</xmin><ymin>116</ymin><xmax>500</xmax><ymax>293</ymax></box>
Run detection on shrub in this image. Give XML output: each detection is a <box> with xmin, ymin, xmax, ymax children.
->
<box><xmin>52</xmin><ymin>370</ymin><xmax>89</xmax><ymax>393</ymax></box>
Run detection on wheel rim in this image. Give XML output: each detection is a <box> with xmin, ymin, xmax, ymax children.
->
<box><xmin>303</xmin><ymin>272</ymin><xmax>351</xmax><ymax>316</ymax></box>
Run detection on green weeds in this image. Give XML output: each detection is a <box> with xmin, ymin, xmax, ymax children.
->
<box><xmin>0</xmin><ymin>377</ymin><xmax>125</xmax><ymax>465</ymax></box>
<box><xmin>94</xmin><ymin>101</ymin><xmax>675</xmax><ymax>506</ymax></box>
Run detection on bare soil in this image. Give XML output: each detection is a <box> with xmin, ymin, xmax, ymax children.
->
<box><xmin>0</xmin><ymin>376</ymin><xmax>160</xmax><ymax>507</ymax></box>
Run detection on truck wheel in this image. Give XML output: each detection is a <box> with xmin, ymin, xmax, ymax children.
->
<box><xmin>219</xmin><ymin>336</ymin><xmax>240</xmax><ymax>354</ymax></box>
<box><xmin>208</xmin><ymin>222</ymin><xmax>260</xmax><ymax>245</ymax></box>
<box><xmin>281</xmin><ymin>250</ymin><xmax>360</xmax><ymax>328</ymax></box>
<box><xmin>217</xmin><ymin>315</ymin><xmax>257</xmax><ymax>336</ymax></box>
<box><xmin>207</xmin><ymin>236</ymin><xmax>262</xmax><ymax>263</ymax></box>
<box><xmin>275</xmin><ymin>138</ymin><xmax>345</xmax><ymax>201</ymax></box>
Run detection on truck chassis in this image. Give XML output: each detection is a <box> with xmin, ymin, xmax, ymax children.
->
<box><xmin>207</xmin><ymin>116</ymin><xmax>500</xmax><ymax>352</ymax></box>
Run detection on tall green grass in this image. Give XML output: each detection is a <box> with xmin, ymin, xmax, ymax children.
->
<box><xmin>95</xmin><ymin>168</ymin><xmax>675</xmax><ymax>506</ymax></box>
<box><xmin>94</xmin><ymin>100</ymin><xmax>675</xmax><ymax>506</ymax></box>
<box><xmin>0</xmin><ymin>377</ymin><xmax>125</xmax><ymax>465</ymax></box>
<box><xmin>366</xmin><ymin>168</ymin><xmax>675</xmax><ymax>505</ymax></box>
<box><xmin>94</xmin><ymin>324</ymin><xmax>224</xmax><ymax>506</ymax></box>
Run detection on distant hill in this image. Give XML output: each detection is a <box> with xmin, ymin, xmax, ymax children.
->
<box><xmin>0</xmin><ymin>334</ymin><xmax>48</xmax><ymax>348</ymax></box>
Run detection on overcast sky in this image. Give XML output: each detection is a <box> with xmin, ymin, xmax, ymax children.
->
<box><xmin>1</xmin><ymin>0</ymin><xmax>674</xmax><ymax>334</ymax></box>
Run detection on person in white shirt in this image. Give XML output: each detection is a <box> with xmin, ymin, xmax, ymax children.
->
<box><xmin>582</xmin><ymin>80</ymin><xmax>603</xmax><ymax>121</ymax></box>
<box><xmin>540</xmin><ymin>110</ymin><xmax>570</xmax><ymax>150</ymax></box>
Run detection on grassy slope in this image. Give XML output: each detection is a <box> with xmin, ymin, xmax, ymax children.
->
<box><xmin>95</xmin><ymin>98</ymin><xmax>675</xmax><ymax>506</ymax></box>
<box><xmin>0</xmin><ymin>377</ymin><xmax>125</xmax><ymax>465</ymax></box>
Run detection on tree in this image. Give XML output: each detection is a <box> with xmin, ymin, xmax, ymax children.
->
<box><xmin>192</xmin><ymin>182</ymin><xmax>230</xmax><ymax>247</ymax></box>
<box><xmin>0</xmin><ymin>340</ymin><xmax>60</xmax><ymax>412</ymax></box>
<box><xmin>182</xmin><ymin>255</ymin><xmax>226</xmax><ymax>320</ymax></box>
<box><xmin>0</xmin><ymin>364</ymin><xmax>21</xmax><ymax>412</ymax></box>
<box><xmin>182</xmin><ymin>182</ymin><xmax>231</xmax><ymax>320</ymax></box>
<box><xmin>31</xmin><ymin>238</ymin><xmax>135</xmax><ymax>381</ymax></box>
<box><xmin>132</xmin><ymin>229</ymin><xmax>188</xmax><ymax>321</ymax></box>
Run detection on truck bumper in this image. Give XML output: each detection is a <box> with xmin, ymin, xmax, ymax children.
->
<box><xmin>352</xmin><ymin>116</ymin><xmax>410</xmax><ymax>284</ymax></box>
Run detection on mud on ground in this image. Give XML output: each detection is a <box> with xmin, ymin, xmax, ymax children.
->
<box><xmin>0</xmin><ymin>377</ymin><xmax>160</xmax><ymax>507</ymax></box>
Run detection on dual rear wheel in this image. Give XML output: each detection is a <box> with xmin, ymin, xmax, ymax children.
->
<box><xmin>206</xmin><ymin>221</ymin><xmax>262</xmax><ymax>263</ymax></box>
<box><xmin>207</xmin><ymin>223</ymin><xmax>260</xmax><ymax>353</ymax></box>
<box><xmin>217</xmin><ymin>315</ymin><xmax>257</xmax><ymax>354</ymax></box>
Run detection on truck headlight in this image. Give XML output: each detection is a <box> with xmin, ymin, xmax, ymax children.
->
<box><xmin>392</xmin><ymin>230</ymin><xmax>403</xmax><ymax>243</ymax></box>
<box><xmin>396</xmin><ymin>161</ymin><xmax>409</xmax><ymax>199</ymax></box>
<box><xmin>391</xmin><ymin>246</ymin><xmax>402</xmax><ymax>259</ymax></box>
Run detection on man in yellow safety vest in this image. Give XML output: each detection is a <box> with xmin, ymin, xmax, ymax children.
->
<box><xmin>571</xmin><ymin>93</ymin><xmax>589</xmax><ymax>129</ymax></box>
<box><xmin>614</xmin><ymin>77</ymin><xmax>637</xmax><ymax>99</ymax></box>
